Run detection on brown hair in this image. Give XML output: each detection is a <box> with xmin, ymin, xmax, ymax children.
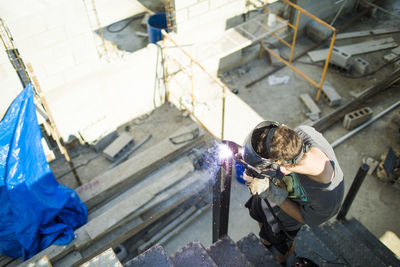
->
<box><xmin>254</xmin><ymin>125</ymin><xmax>303</xmax><ymax>166</ymax></box>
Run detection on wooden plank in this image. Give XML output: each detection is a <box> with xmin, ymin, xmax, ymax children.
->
<box><xmin>308</xmin><ymin>37</ymin><xmax>398</xmax><ymax>62</ymax></box>
<box><xmin>84</xmin><ymin>158</ymin><xmax>195</xmax><ymax>240</ymax></box>
<box><xmin>88</xmin><ymin>156</ymin><xmax>193</xmax><ymax>221</ymax></box>
<box><xmin>76</xmin><ymin>123</ymin><xmax>204</xmax><ymax>210</ymax></box>
<box><xmin>311</xmin><ymin>68</ymin><xmax>400</xmax><ymax>131</ymax></box>
<box><xmin>335</xmin><ymin>28</ymin><xmax>400</xmax><ymax>40</ymax></box>
<box><xmin>55</xmin><ymin>171</ymin><xmax>212</xmax><ymax>266</ymax></box>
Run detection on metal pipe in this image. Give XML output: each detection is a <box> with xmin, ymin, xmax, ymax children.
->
<box><xmin>336</xmin><ymin>163</ymin><xmax>369</xmax><ymax>220</ymax></box>
<box><xmin>289</xmin><ymin>9</ymin><xmax>301</xmax><ymax>64</ymax></box>
<box><xmin>331</xmin><ymin>100</ymin><xmax>400</xmax><ymax>148</ymax></box>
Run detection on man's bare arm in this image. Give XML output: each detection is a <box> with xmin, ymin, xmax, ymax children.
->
<box><xmin>279</xmin><ymin>199</ymin><xmax>305</xmax><ymax>224</ymax></box>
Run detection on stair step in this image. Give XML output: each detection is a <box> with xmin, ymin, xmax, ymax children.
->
<box><xmin>171</xmin><ymin>240</ymin><xmax>218</xmax><ymax>267</ymax></box>
<box><xmin>331</xmin><ymin>221</ymin><xmax>386</xmax><ymax>266</ymax></box>
<box><xmin>342</xmin><ymin>218</ymin><xmax>400</xmax><ymax>267</ymax></box>
<box><xmin>124</xmin><ymin>244</ymin><xmax>173</xmax><ymax>267</ymax></box>
<box><xmin>236</xmin><ymin>232</ymin><xmax>280</xmax><ymax>267</ymax></box>
<box><xmin>295</xmin><ymin>226</ymin><xmax>343</xmax><ymax>267</ymax></box>
<box><xmin>311</xmin><ymin>224</ymin><xmax>364</xmax><ymax>266</ymax></box>
<box><xmin>207</xmin><ymin>236</ymin><xmax>253</xmax><ymax>267</ymax></box>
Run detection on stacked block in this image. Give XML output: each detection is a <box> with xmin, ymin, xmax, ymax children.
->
<box><xmin>343</xmin><ymin>107</ymin><xmax>373</xmax><ymax>130</ymax></box>
<box><xmin>353</xmin><ymin>57</ymin><xmax>370</xmax><ymax>75</ymax></box>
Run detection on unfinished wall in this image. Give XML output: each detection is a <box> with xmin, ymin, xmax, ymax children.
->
<box><xmin>0</xmin><ymin>0</ymin><xmax>159</xmax><ymax>142</ymax></box>
<box><xmin>174</xmin><ymin>0</ymin><xmax>247</xmax><ymax>43</ymax></box>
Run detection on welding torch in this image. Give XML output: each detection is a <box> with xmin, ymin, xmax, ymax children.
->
<box><xmin>220</xmin><ymin>140</ymin><xmax>277</xmax><ymax>182</ymax></box>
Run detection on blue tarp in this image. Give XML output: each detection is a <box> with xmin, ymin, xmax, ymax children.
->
<box><xmin>0</xmin><ymin>84</ymin><xmax>87</xmax><ymax>260</ymax></box>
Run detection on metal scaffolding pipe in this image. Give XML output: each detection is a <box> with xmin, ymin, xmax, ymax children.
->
<box><xmin>331</xmin><ymin>100</ymin><xmax>400</xmax><ymax>148</ymax></box>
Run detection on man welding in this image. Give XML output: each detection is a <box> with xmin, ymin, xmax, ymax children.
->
<box><xmin>236</xmin><ymin>121</ymin><xmax>344</xmax><ymax>264</ymax></box>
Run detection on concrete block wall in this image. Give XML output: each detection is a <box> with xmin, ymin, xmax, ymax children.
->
<box><xmin>1</xmin><ymin>0</ymin><xmax>100</xmax><ymax>95</ymax></box>
<box><xmin>0</xmin><ymin>0</ymin><xmax>160</xmax><ymax>141</ymax></box>
<box><xmin>174</xmin><ymin>0</ymin><xmax>246</xmax><ymax>43</ymax></box>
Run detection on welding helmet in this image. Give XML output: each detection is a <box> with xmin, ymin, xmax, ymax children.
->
<box><xmin>242</xmin><ymin>121</ymin><xmax>310</xmax><ymax>169</ymax></box>
<box><xmin>242</xmin><ymin>121</ymin><xmax>281</xmax><ymax>171</ymax></box>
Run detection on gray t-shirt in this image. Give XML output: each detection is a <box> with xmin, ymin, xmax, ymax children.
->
<box><xmin>261</xmin><ymin>125</ymin><xmax>344</xmax><ymax>230</ymax></box>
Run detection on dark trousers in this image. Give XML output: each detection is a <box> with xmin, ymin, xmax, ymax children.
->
<box><xmin>245</xmin><ymin>195</ymin><xmax>300</xmax><ymax>254</ymax></box>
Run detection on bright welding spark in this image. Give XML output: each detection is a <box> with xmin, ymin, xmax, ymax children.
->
<box><xmin>218</xmin><ymin>144</ymin><xmax>232</xmax><ymax>159</ymax></box>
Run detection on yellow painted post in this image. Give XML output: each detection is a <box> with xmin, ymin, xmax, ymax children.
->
<box><xmin>316</xmin><ymin>30</ymin><xmax>336</xmax><ymax>101</ymax></box>
<box><xmin>289</xmin><ymin>10</ymin><xmax>301</xmax><ymax>64</ymax></box>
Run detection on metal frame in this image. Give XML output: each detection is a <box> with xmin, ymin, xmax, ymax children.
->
<box><xmin>212</xmin><ymin>157</ymin><xmax>233</xmax><ymax>242</ymax></box>
<box><xmin>262</xmin><ymin>0</ymin><xmax>336</xmax><ymax>101</ymax></box>
<box><xmin>162</xmin><ymin>30</ymin><xmax>227</xmax><ymax>140</ymax></box>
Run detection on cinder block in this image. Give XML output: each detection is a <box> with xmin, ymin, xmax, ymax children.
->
<box><xmin>343</xmin><ymin>107</ymin><xmax>373</xmax><ymax>130</ymax></box>
<box><xmin>330</xmin><ymin>47</ymin><xmax>351</xmax><ymax>69</ymax></box>
<box><xmin>353</xmin><ymin>57</ymin><xmax>370</xmax><ymax>75</ymax></box>
<box><xmin>188</xmin><ymin>0</ymin><xmax>210</xmax><ymax>18</ymax></box>
<box><xmin>209</xmin><ymin>0</ymin><xmax>230</xmax><ymax>9</ymax></box>
<box><xmin>8</xmin><ymin>15</ymin><xmax>47</xmax><ymax>40</ymax></box>
<box><xmin>321</xmin><ymin>83</ymin><xmax>341</xmax><ymax>106</ymax></box>
<box><xmin>34</xmin><ymin>27</ymin><xmax>68</xmax><ymax>48</ymax></box>
<box><xmin>103</xmin><ymin>132</ymin><xmax>134</xmax><ymax>161</ymax></box>
<box><xmin>43</xmin><ymin>54</ymin><xmax>76</xmax><ymax>76</ymax></box>
<box><xmin>174</xmin><ymin>0</ymin><xmax>198</xmax><ymax>10</ymax></box>
<box><xmin>300</xmin><ymin>93</ymin><xmax>321</xmax><ymax>121</ymax></box>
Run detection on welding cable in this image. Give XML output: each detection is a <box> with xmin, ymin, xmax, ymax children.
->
<box><xmin>106</xmin><ymin>13</ymin><xmax>147</xmax><ymax>33</ymax></box>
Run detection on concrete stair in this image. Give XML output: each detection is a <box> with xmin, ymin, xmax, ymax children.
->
<box><xmin>110</xmin><ymin>218</ymin><xmax>400</xmax><ymax>266</ymax></box>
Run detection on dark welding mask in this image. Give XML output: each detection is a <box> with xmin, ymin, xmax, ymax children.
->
<box><xmin>242</xmin><ymin>121</ymin><xmax>282</xmax><ymax>179</ymax></box>
<box><xmin>242</xmin><ymin>121</ymin><xmax>310</xmax><ymax>179</ymax></box>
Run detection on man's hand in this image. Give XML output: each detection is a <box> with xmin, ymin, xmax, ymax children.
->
<box><xmin>244</xmin><ymin>175</ymin><xmax>288</xmax><ymax>205</ymax></box>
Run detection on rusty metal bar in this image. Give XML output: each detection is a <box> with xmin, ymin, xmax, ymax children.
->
<box><xmin>275</xmin><ymin>15</ymin><xmax>295</xmax><ymax>29</ymax></box>
<box><xmin>316</xmin><ymin>30</ymin><xmax>336</xmax><ymax>100</ymax></box>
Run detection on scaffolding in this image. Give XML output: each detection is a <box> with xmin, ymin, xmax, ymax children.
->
<box><xmin>0</xmin><ymin>18</ymin><xmax>82</xmax><ymax>185</ymax></box>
